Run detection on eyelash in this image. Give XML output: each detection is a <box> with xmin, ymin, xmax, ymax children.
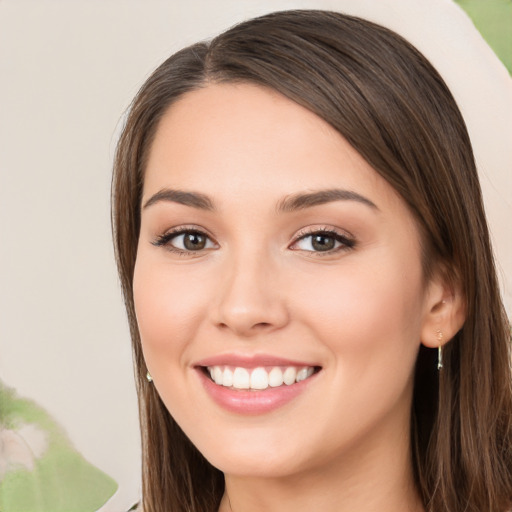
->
<box><xmin>291</xmin><ymin>227</ymin><xmax>356</xmax><ymax>255</ymax></box>
<box><xmin>152</xmin><ymin>226</ymin><xmax>356</xmax><ymax>256</ymax></box>
<box><xmin>152</xmin><ymin>226</ymin><xmax>217</xmax><ymax>256</ymax></box>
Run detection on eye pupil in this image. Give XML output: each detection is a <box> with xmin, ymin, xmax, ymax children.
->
<box><xmin>312</xmin><ymin>234</ymin><xmax>335</xmax><ymax>251</ymax></box>
<box><xmin>184</xmin><ymin>232</ymin><xmax>206</xmax><ymax>250</ymax></box>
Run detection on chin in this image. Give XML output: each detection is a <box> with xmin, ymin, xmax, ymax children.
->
<box><xmin>187</xmin><ymin>423</ymin><xmax>321</xmax><ymax>479</ymax></box>
<box><xmin>208</xmin><ymin>451</ymin><xmax>303</xmax><ymax>479</ymax></box>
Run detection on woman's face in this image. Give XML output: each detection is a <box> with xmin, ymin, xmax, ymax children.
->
<box><xmin>134</xmin><ymin>83</ymin><xmax>436</xmax><ymax>478</ymax></box>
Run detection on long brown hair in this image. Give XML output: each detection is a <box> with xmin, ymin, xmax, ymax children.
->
<box><xmin>112</xmin><ymin>10</ymin><xmax>512</xmax><ymax>512</ymax></box>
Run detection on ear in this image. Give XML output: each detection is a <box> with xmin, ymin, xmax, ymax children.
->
<box><xmin>420</xmin><ymin>272</ymin><xmax>466</xmax><ymax>348</ymax></box>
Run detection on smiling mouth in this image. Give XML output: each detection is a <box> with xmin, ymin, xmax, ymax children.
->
<box><xmin>203</xmin><ymin>365</ymin><xmax>321</xmax><ymax>391</ymax></box>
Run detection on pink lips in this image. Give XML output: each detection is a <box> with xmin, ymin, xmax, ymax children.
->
<box><xmin>195</xmin><ymin>354</ymin><xmax>317</xmax><ymax>369</ymax></box>
<box><xmin>194</xmin><ymin>354</ymin><xmax>320</xmax><ymax>415</ymax></box>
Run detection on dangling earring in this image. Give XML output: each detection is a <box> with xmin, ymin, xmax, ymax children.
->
<box><xmin>146</xmin><ymin>371</ymin><xmax>153</xmax><ymax>382</ymax></box>
<box><xmin>436</xmin><ymin>330</ymin><xmax>443</xmax><ymax>370</ymax></box>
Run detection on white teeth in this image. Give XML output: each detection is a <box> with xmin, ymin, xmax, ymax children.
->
<box><xmin>213</xmin><ymin>366</ymin><xmax>223</xmax><ymax>385</ymax></box>
<box><xmin>232</xmin><ymin>367</ymin><xmax>250</xmax><ymax>389</ymax></box>
<box><xmin>283</xmin><ymin>367</ymin><xmax>297</xmax><ymax>385</ymax></box>
<box><xmin>268</xmin><ymin>367</ymin><xmax>284</xmax><ymax>387</ymax></box>
<box><xmin>207</xmin><ymin>365</ymin><xmax>316</xmax><ymax>389</ymax></box>
<box><xmin>250</xmin><ymin>367</ymin><xmax>269</xmax><ymax>390</ymax></box>
<box><xmin>222</xmin><ymin>367</ymin><xmax>233</xmax><ymax>387</ymax></box>
<box><xmin>296</xmin><ymin>367</ymin><xmax>308</xmax><ymax>382</ymax></box>
<box><xmin>296</xmin><ymin>367</ymin><xmax>314</xmax><ymax>382</ymax></box>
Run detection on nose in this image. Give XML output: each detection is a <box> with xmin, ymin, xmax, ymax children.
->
<box><xmin>211</xmin><ymin>252</ymin><xmax>289</xmax><ymax>337</ymax></box>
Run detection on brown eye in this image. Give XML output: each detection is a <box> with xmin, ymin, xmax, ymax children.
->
<box><xmin>183</xmin><ymin>232</ymin><xmax>207</xmax><ymax>250</ymax></box>
<box><xmin>311</xmin><ymin>234</ymin><xmax>336</xmax><ymax>251</ymax></box>
<box><xmin>153</xmin><ymin>229</ymin><xmax>216</xmax><ymax>253</ymax></box>
<box><xmin>291</xmin><ymin>230</ymin><xmax>355</xmax><ymax>253</ymax></box>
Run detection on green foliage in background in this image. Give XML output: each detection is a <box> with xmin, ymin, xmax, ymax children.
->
<box><xmin>455</xmin><ymin>0</ymin><xmax>512</xmax><ymax>73</ymax></box>
<box><xmin>0</xmin><ymin>382</ymin><xmax>118</xmax><ymax>512</ymax></box>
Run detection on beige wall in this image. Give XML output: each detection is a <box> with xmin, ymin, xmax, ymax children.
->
<box><xmin>1</xmin><ymin>1</ymin><xmax>510</xmax><ymax>509</ymax></box>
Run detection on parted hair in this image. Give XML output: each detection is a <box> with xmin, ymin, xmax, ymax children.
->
<box><xmin>112</xmin><ymin>10</ymin><xmax>512</xmax><ymax>512</ymax></box>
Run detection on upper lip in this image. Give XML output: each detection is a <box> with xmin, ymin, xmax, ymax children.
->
<box><xmin>194</xmin><ymin>353</ymin><xmax>320</xmax><ymax>369</ymax></box>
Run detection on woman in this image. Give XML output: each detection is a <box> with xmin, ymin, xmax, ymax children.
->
<box><xmin>112</xmin><ymin>10</ymin><xmax>512</xmax><ymax>512</ymax></box>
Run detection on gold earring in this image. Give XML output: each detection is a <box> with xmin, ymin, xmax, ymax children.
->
<box><xmin>146</xmin><ymin>371</ymin><xmax>153</xmax><ymax>382</ymax></box>
<box><xmin>436</xmin><ymin>330</ymin><xmax>443</xmax><ymax>370</ymax></box>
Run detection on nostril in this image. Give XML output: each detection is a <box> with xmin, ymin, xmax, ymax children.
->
<box><xmin>216</xmin><ymin>321</ymin><xmax>273</xmax><ymax>333</ymax></box>
<box><xmin>212</xmin><ymin>291</ymin><xmax>290</xmax><ymax>335</ymax></box>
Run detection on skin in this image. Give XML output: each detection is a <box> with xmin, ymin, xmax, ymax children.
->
<box><xmin>134</xmin><ymin>83</ymin><xmax>458</xmax><ymax>512</ymax></box>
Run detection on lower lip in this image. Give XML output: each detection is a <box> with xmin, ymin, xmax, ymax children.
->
<box><xmin>197</xmin><ymin>369</ymin><xmax>318</xmax><ymax>415</ymax></box>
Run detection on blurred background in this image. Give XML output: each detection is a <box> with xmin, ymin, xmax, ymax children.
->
<box><xmin>0</xmin><ymin>1</ymin><xmax>510</xmax><ymax>511</ymax></box>
<box><xmin>454</xmin><ymin>0</ymin><xmax>511</xmax><ymax>73</ymax></box>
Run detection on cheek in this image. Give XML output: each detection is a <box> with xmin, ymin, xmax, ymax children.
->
<box><xmin>295</xmin><ymin>251</ymin><xmax>425</xmax><ymax>364</ymax></box>
<box><xmin>132</xmin><ymin>257</ymin><xmax>209</xmax><ymax>370</ymax></box>
<box><xmin>289</xmin><ymin>255</ymin><xmax>424</xmax><ymax>444</ymax></box>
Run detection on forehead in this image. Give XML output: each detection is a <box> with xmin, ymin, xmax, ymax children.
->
<box><xmin>143</xmin><ymin>83</ymin><xmax>399</xmax><ymax>210</ymax></box>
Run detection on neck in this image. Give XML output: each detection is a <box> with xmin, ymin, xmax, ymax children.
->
<box><xmin>218</xmin><ymin>414</ymin><xmax>424</xmax><ymax>512</ymax></box>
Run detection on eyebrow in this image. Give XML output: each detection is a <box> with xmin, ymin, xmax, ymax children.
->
<box><xmin>276</xmin><ymin>189</ymin><xmax>378</xmax><ymax>212</ymax></box>
<box><xmin>142</xmin><ymin>187</ymin><xmax>378</xmax><ymax>213</ymax></box>
<box><xmin>143</xmin><ymin>188</ymin><xmax>215</xmax><ymax>211</ymax></box>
